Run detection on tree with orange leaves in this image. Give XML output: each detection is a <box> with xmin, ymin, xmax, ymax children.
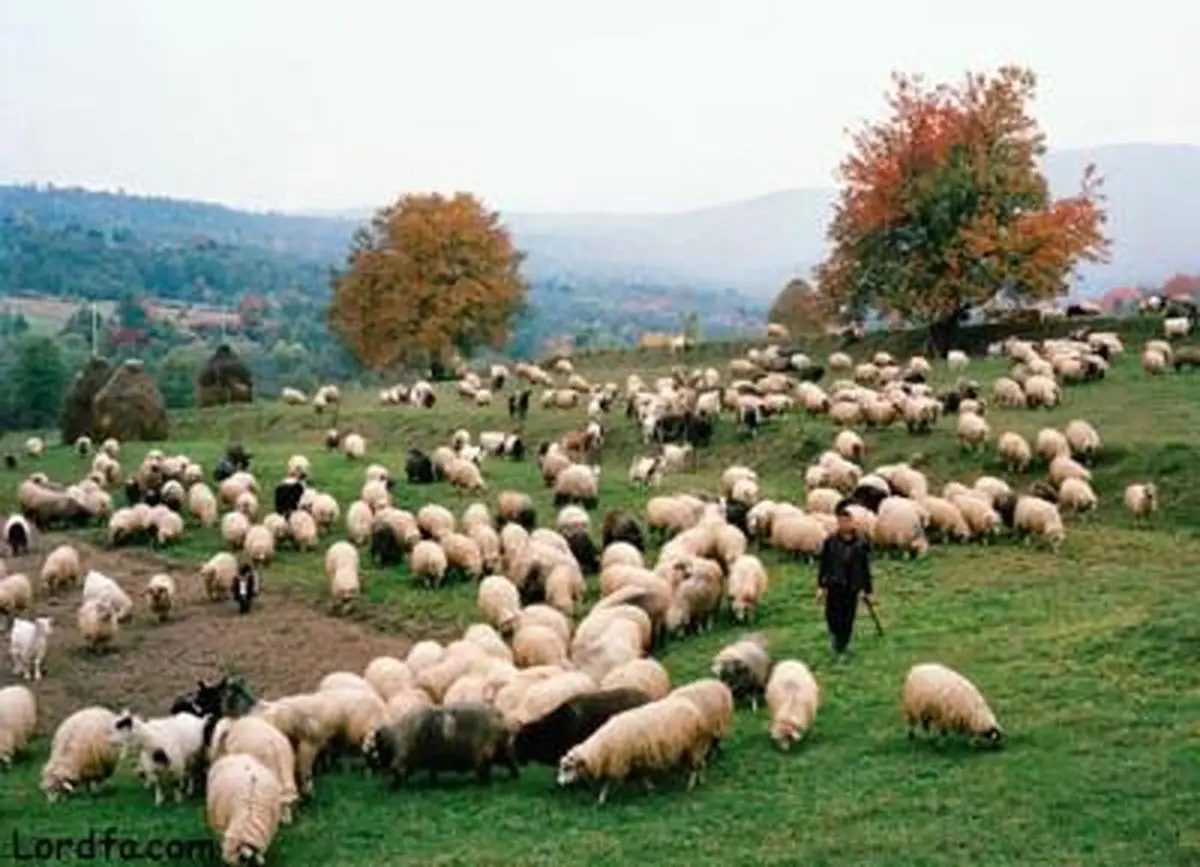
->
<box><xmin>815</xmin><ymin>66</ymin><xmax>1110</xmax><ymax>351</ymax></box>
<box><xmin>768</xmin><ymin>277</ymin><xmax>830</xmax><ymax>338</ymax></box>
<box><xmin>327</xmin><ymin>192</ymin><xmax>527</xmax><ymax>375</ymax></box>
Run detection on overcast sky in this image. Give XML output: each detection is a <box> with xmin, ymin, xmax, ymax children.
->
<box><xmin>0</xmin><ymin>0</ymin><xmax>1193</xmax><ymax>214</ymax></box>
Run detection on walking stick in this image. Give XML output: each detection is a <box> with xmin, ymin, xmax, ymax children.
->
<box><xmin>863</xmin><ymin>596</ymin><xmax>885</xmax><ymax>637</ymax></box>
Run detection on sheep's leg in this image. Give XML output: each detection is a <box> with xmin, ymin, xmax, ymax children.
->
<box><xmin>685</xmin><ymin>768</ymin><xmax>699</xmax><ymax>791</ymax></box>
<box><xmin>596</xmin><ymin>783</ymin><xmax>610</xmax><ymax>806</ymax></box>
<box><xmin>153</xmin><ymin>783</ymin><xmax>164</xmax><ymax>806</ymax></box>
<box><xmin>32</xmin><ymin>659</ymin><xmax>42</xmax><ymax>681</ymax></box>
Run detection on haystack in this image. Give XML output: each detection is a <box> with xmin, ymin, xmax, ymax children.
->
<box><xmin>59</xmin><ymin>356</ymin><xmax>113</xmax><ymax>445</ymax></box>
<box><xmin>195</xmin><ymin>344</ymin><xmax>254</xmax><ymax>408</ymax></box>
<box><xmin>92</xmin><ymin>359</ymin><xmax>170</xmax><ymax>442</ymax></box>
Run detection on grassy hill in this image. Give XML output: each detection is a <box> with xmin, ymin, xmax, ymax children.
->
<box><xmin>0</xmin><ymin>320</ymin><xmax>1196</xmax><ymax>865</ymax></box>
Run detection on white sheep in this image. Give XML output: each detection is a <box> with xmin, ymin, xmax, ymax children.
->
<box><xmin>946</xmin><ymin>349</ymin><xmax>969</xmax><ymax>372</ymax></box>
<box><xmin>143</xmin><ymin>573</ymin><xmax>176</xmax><ymax>622</ymax></box>
<box><xmin>346</xmin><ymin>500</ymin><xmax>374</xmax><ymax>545</ymax></box>
<box><xmin>0</xmin><ymin>572</ymin><xmax>33</xmax><ymax>622</ymax></box>
<box><xmin>40</xmin><ymin>544</ymin><xmax>83</xmax><ymax>595</ymax></box>
<box><xmin>1013</xmin><ymin>496</ymin><xmax>1066</xmax><ymax>551</ymax></box>
<box><xmin>711</xmin><ymin>634</ymin><xmax>772</xmax><ymax>710</ymax></box>
<box><xmin>244</xmin><ymin>524</ymin><xmax>276</xmax><ymax>564</ymax></box>
<box><xmin>0</xmin><ymin>684</ymin><xmax>37</xmax><ymax>767</ymax></box>
<box><xmin>287</xmin><ymin>509</ymin><xmax>319</xmax><ymax>552</ymax></box>
<box><xmin>997</xmin><ymin>432</ymin><xmax>1032</xmax><ymax>472</ymax></box>
<box><xmin>726</xmin><ymin>555</ymin><xmax>769</xmax><ymax>623</ymax></box>
<box><xmin>1164</xmin><ymin>316</ymin><xmax>1192</xmax><ymax>339</ymax></box>
<box><xmin>208</xmin><ymin>715</ymin><xmax>299</xmax><ymax>824</ymax></box>
<box><xmin>41</xmin><ymin>706</ymin><xmax>122</xmax><ymax>801</ymax></box>
<box><xmin>78</xmin><ymin>598</ymin><xmax>120</xmax><ymax>651</ymax></box>
<box><xmin>342</xmin><ymin>433</ymin><xmax>367</xmax><ymax>460</ymax></box>
<box><xmin>200</xmin><ymin>552</ymin><xmax>239</xmax><ymax>601</ymax></box>
<box><xmin>206</xmin><ymin>753</ymin><xmax>286</xmax><ymax>865</ymax></box>
<box><xmin>1124</xmin><ymin>482</ymin><xmax>1158</xmax><ymax>520</ymax></box>
<box><xmin>902</xmin><ymin>662</ymin><xmax>1002</xmax><ymax>745</ymax></box>
<box><xmin>222</xmin><ymin>511</ymin><xmax>251</xmax><ymax>550</ymax></box>
<box><xmin>1064</xmin><ymin>419</ymin><xmax>1101</xmax><ymax>462</ymax></box>
<box><xmin>478</xmin><ymin>575</ymin><xmax>522</xmax><ymax>633</ymax></box>
<box><xmin>956</xmin><ymin>412</ymin><xmax>990</xmax><ymax>451</ymax></box>
<box><xmin>409</xmin><ymin>540</ymin><xmax>448</xmax><ymax>588</ymax></box>
<box><xmin>82</xmin><ymin>569</ymin><xmax>134</xmax><ymax>622</ymax></box>
<box><xmin>766</xmin><ymin>660</ymin><xmax>820</xmax><ymax>750</ymax></box>
<box><xmin>1057</xmin><ymin>477</ymin><xmax>1098</xmax><ymax>513</ymax></box>
<box><xmin>111</xmin><ymin>709</ymin><xmax>207</xmax><ymax>804</ymax></box>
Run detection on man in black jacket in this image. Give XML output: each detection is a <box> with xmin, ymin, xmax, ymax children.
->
<box><xmin>816</xmin><ymin>501</ymin><xmax>876</xmax><ymax>659</ymax></box>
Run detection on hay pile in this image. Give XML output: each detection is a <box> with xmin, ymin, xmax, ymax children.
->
<box><xmin>92</xmin><ymin>359</ymin><xmax>169</xmax><ymax>442</ymax></box>
<box><xmin>195</xmin><ymin>344</ymin><xmax>254</xmax><ymax>408</ymax></box>
<box><xmin>59</xmin><ymin>357</ymin><xmax>113</xmax><ymax>445</ymax></box>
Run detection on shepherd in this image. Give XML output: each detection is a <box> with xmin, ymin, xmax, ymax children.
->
<box><xmin>815</xmin><ymin>500</ymin><xmax>877</xmax><ymax>660</ymax></box>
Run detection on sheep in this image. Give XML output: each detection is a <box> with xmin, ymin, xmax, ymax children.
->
<box><xmin>833</xmin><ymin>429</ymin><xmax>865</xmax><ymax>462</ymax></box>
<box><xmin>341</xmin><ymin>433</ymin><xmax>366</xmax><ymax>460</ymax></box>
<box><xmin>556</xmin><ymin>696</ymin><xmax>710</xmax><ymax>804</ymax></box>
<box><xmin>0</xmin><ymin>684</ymin><xmax>37</xmax><ymax>768</ymax></box>
<box><xmin>409</xmin><ymin>540</ymin><xmax>449</xmax><ymax>588</ymax></box>
<box><xmin>665</xmin><ymin>573</ymin><xmax>723</xmax><ymax>636</ymax></box>
<box><xmin>1064</xmin><ymin>419</ymin><xmax>1101</xmax><ymax>463</ymax></box>
<box><xmin>205</xmin><ymin>753</ymin><xmax>286</xmax><ymax>866</ymax></box>
<box><xmin>1164</xmin><ymin>315</ymin><xmax>1192</xmax><ymax>339</ymax></box>
<box><xmin>946</xmin><ymin>349</ymin><xmax>969</xmax><ymax>372</ymax></box>
<box><xmin>41</xmin><ymin>706</ymin><xmax>121</xmax><ymax>801</ymax></box>
<box><xmin>769</xmin><ymin>513</ymin><xmax>829</xmax><ymax>560</ymax></box>
<box><xmin>554</xmin><ymin>463</ymin><xmax>601</xmax><ymax>509</ymax></box>
<box><xmin>726</xmin><ymin>554</ymin><xmax>769</xmax><ymax>623</ymax></box>
<box><xmin>287</xmin><ymin>508</ymin><xmax>319</xmax><ymax>552</ymax></box>
<box><xmin>766</xmin><ymin>660</ymin><xmax>820</xmax><ymax>750</ymax></box>
<box><xmin>513</xmin><ymin>688</ymin><xmax>652</xmax><ymax>766</ymax></box>
<box><xmin>82</xmin><ymin>569</ymin><xmax>134</xmax><ymax>622</ymax></box>
<box><xmin>112</xmin><ymin>709</ymin><xmax>207</xmax><ymax>805</ymax></box>
<box><xmin>445</xmin><ymin>457</ymin><xmax>488</xmax><ymax>494</ymax></box>
<box><xmin>956</xmin><ymin>411</ymin><xmax>990</xmax><ymax>451</ymax></box>
<box><xmin>670</xmin><ymin>678</ymin><xmax>736</xmax><ymax>757</ymax></box>
<box><xmin>497</xmin><ymin>491</ymin><xmax>537</xmax><ymax>530</ymax></box>
<box><xmin>0</xmin><ymin>573</ymin><xmax>33</xmax><ymax>623</ymax></box>
<box><xmin>512</xmin><ymin>624</ymin><xmax>570</xmax><ymax>669</ymax></box>
<box><xmin>902</xmin><ymin>662</ymin><xmax>1002</xmax><ymax>745</ymax></box>
<box><xmin>363</xmin><ymin>657</ymin><xmax>414</xmax><ymax>702</ymax></box>
<box><xmin>1012</xmin><ymin>495</ymin><xmax>1066</xmax><ymax>551</ymax></box>
<box><xmin>1048</xmin><ymin>453</ymin><xmax>1092</xmax><ymax>488</ymax></box>
<box><xmin>441</xmin><ymin>532</ymin><xmax>485</xmax><ymax>582</ymax></box>
<box><xmin>875</xmin><ymin>496</ymin><xmax>929</xmax><ymax>557</ymax></box>
<box><xmin>1124</xmin><ymin>482</ymin><xmax>1158</xmax><ymax>520</ymax></box>
<box><xmin>9</xmin><ymin>615</ymin><xmax>52</xmax><ymax>681</ymax></box>
<box><xmin>478</xmin><ymin>575</ymin><xmax>522</xmax><ymax>634</ymax></box>
<box><xmin>244</xmin><ymin>524</ymin><xmax>276</xmax><ymax>565</ymax></box>
<box><xmin>143</xmin><ymin>573</ymin><xmax>176</xmax><ymax>622</ymax></box>
<box><xmin>711</xmin><ymin>634</ymin><xmax>772</xmax><ymax>710</ymax></box>
<box><xmin>599</xmin><ymin>658</ymin><xmax>671</xmax><ymax>701</ymax></box>
<box><xmin>1024</xmin><ymin>374</ymin><xmax>1060</xmax><ymax>409</ymax></box>
<box><xmin>40</xmin><ymin>544</ymin><xmax>83</xmax><ymax>595</ymax></box>
<box><xmin>3</xmin><ymin>514</ymin><xmax>34</xmax><ymax>556</ymax></box>
<box><xmin>78</xmin><ymin>597</ymin><xmax>120</xmax><ymax>652</ymax></box>
<box><xmin>417</xmin><ymin>503</ymin><xmax>456</xmax><ymax>540</ymax></box>
<box><xmin>997</xmin><ymin>432</ymin><xmax>1032</xmax><ymax>472</ymax></box>
<box><xmin>363</xmin><ymin>702</ymin><xmax>519</xmax><ymax>787</ymax></box>
<box><xmin>920</xmin><ymin>496</ymin><xmax>971</xmax><ymax>543</ymax></box>
<box><xmin>222</xmin><ymin>511</ymin><xmax>251</xmax><ymax>550</ymax></box>
<box><xmin>208</xmin><ymin>715</ymin><xmax>299</xmax><ymax>823</ymax></box>
<box><xmin>1057</xmin><ymin>477</ymin><xmax>1098</xmax><ymax>513</ymax></box>
<box><xmin>201</xmin><ymin>552</ymin><xmax>239</xmax><ymax>601</ymax></box>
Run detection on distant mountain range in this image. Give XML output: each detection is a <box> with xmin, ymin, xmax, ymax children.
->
<box><xmin>302</xmin><ymin>143</ymin><xmax>1200</xmax><ymax>298</ymax></box>
<box><xmin>4</xmin><ymin>143</ymin><xmax>1197</xmax><ymax>305</ymax></box>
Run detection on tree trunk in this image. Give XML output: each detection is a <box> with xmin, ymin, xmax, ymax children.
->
<box><xmin>927</xmin><ymin>305</ymin><xmax>969</xmax><ymax>356</ymax></box>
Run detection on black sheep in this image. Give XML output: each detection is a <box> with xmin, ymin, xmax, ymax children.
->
<box><xmin>124</xmin><ymin>479</ymin><xmax>142</xmax><ymax>507</ymax></box>
<box><xmin>601</xmin><ymin>509</ymin><xmax>645</xmax><ymax>552</ymax></box>
<box><xmin>370</xmin><ymin>522</ymin><xmax>406</xmax><ymax>567</ymax></box>
<box><xmin>274</xmin><ymin>479</ymin><xmax>305</xmax><ymax>517</ymax></box>
<box><xmin>722</xmin><ymin>499</ymin><xmax>750</xmax><ymax>536</ymax></box>
<box><xmin>849</xmin><ymin>483</ymin><xmax>889</xmax><ymax>513</ymax></box>
<box><xmin>513</xmin><ymin>688</ymin><xmax>652</xmax><ymax>766</ymax></box>
<box><xmin>939</xmin><ymin>391</ymin><xmax>963</xmax><ymax>413</ymax></box>
<box><xmin>563</xmin><ymin>529</ymin><xmax>599</xmax><ymax>574</ymax></box>
<box><xmin>902</xmin><ymin>369</ymin><xmax>926</xmax><ymax>384</ymax></box>
<box><xmin>504</xmin><ymin>436</ymin><xmax>526</xmax><ymax>462</ymax></box>
<box><xmin>212</xmin><ymin>457</ymin><xmax>235</xmax><ymax>484</ymax></box>
<box><xmin>3</xmin><ymin>454</ymin><xmax>17</xmax><ymax>471</ymax></box>
<box><xmin>232</xmin><ymin>563</ymin><xmax>259</xmax><ymax>614</ymax></box>
<box><xmin>4</xmin><ymin>514</ymin><xmax>32</xmax><ymax>556</ymax></box>
<box><xmin>508</xmin><ymin>394</ymin><xmax>518</xmax><ymax>418</ymax></box>
<box><xmin>325</xmin><ymin>429</ymin><xmax>342</xmax><ymax>450</ymax></box>
<box><xmin>405</xmin><ymin>449</ymin><xmax>435</xmax><ymax>485</ymax></box>
<box><xmin>798</xmin><ymin>364</ymin><xmax>826</xmax><ymax>383</ymax></box>
<box><xmin>365</xmin><ymin>703</ymin><xmax>519</xmax><ymax>787</ymax></box>
<box><xmin>225</xmin><ymin>444</ymin><xmax>252</xmax><ymax>472</ymax></box>
<box><xmin>516</xmin><ymin>390</ymin><xmax>530</xmax><ymax>420</ymax></box>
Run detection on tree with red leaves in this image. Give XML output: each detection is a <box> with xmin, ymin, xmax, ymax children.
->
<box><xmin>815</xmin><ymin>66</ymin><xmax>1111</xmax><ymax>351</ymax></box>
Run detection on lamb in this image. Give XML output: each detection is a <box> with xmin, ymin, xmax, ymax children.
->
<box><xmin>902</xmin><ymin>662</ymin><xmax>1002</xmax><ymax>745</ymax></box>
<box><xmin>201</xmin><ymin>552</ymin><xmax>240</xmax><ymax>601</ymax></box>
<box><xmin>208</xmin><ymin>715</ymin><xmax>299</xmax><ymax>823</ymax></box>
<box><xmin>726</xmin><ymin>554</ymin><xmax>769</xmax><ymax>623</ymax></box>
<box><xmin>997</xmin><ymin>431</ymin><xmax>1032</xmax><ymax>472</ymax></box>
<box><xmin>82</xmin><ymin>569</ymin><xmax>134</xmax><ymax>622</ymax></box>
<box><xmin>946</xmin><ymin>349</ymin><xmax>969</xmax><ymax>372</ymax></box>
<box><xmin>40</xmin><ymin>544</ymin><xmax>83</xmax><ymax>595</ymax></box>
<box><xmin>78</xmin><ymin>597</ymin><xmax>120</xmax><ymax>652</ymax></box>
<box><xmin>9</xmin><ymin>615</ymin><xmax>52</xmax><ymax>681</ymax></box>
<box><xmin>112</xmin><ymin>709</ymin><xmax>207</xmax><ymax>805</ymax></box>
<box><xmin>711</xmin><ymin>633</ymin><xmax>772</xmax><ymax>710</ymax></box>
<box><xmin>556</xmin><ymin>695</ymin><xmax>710</xmax><ymax>804</ymax></box>
<box><xmin>3</xmin><ymin>514</ymin><xmax>34</xmax><ymax>556</ymax></box>
<box><xmin>41</xmin><ymin>705</ymin><xmax>122</xmax><ymax>801</ymax></box>
<box><xmin>363</xmin><ymin>702</ymin><xmax>519</xmax><ymax>786</ymax></box>
<box><xmin>513</xmin><ymin>687</ymin><xmax>652</xmax><ymax>766</ymax></box>
<box><xmin>0</xmin><ymin>573</ymin><xmax>33</xmax><ymax>624</ymax></box>
<box><xmin>205</xmin><ymin>753</ymin><xmax>287</xmax><ymax>866</ymax></box>
<box><xmin>766</xmin><ymin>660</ymin><xmax>820</xmax><ymax>750</ymax></box>
<box><xmin>143</xmin><ymin>573</ymin><xmax>176</xmax><ymax>622</ymax></box>
<box><xmin>1124</xmin><ymin>482</ymin><xmax>1158</xmax><ymax>520</ymax></box>
<box><xmin>0</xmin><ymin>684</ymin><xmax>37</xmax><ymax>767</ymax></box>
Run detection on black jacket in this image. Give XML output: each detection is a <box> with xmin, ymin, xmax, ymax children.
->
<box><xmin>817</xmin><ymin>533</ymin><xmax>874</xmax><ymax>595</ymax></box>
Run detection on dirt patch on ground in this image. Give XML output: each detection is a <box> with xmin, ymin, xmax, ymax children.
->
<box><xmin>1</xmin><ymin>536</ymin><xmax>427</xmax><ymax>736</ymax></box>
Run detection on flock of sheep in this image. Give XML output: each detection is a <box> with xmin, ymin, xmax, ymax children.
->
<box><xmin>0</xmin><ymin>316</ymin><xmax>1186</xmax><ymax>864</ymax></box>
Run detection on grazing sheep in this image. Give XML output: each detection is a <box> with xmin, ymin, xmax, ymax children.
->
<box><xmin>40</xmin><ymin>544</ymin><xmax>83</xmax><ymax>595</ymax></box>
<box><xmin>766</xmin><ymin>660</ymin><xmax>820</xmax><ymax>750</ymax></box>
<box><xmin>1012</xmin><ymin>496</ymin><xmax>1066</xmax><ymax>551</ymax></box>
<box><xmin>669</xmin><ymin>678</ymin><xmax>736</xmax><ymax>757</ymax></box>
<box><xmin>997</xmin><ymin>432</ymin><xmax>1032</xmax><ymax>472</ymax></box>
<box><xmin>78</xmin><ymin>598</ymin><xmax>120</xmax><ymax>652</ymax></box>
<box><xmin>902</xmin><ymin>662</ymin><xmax>1002</xmax><ymax>745</ymax></box>
<box><xmin>205</xmin><ymin>753</ymin><xmax>286</xmax><ymax>866</ymax></box>
<box><xmin>200</xmin><ymin>552</ymin><xmax>239</xmax><ymax>602</ymax></box>
<box><xmin>956</xmin><ymin>412</ymin><xmax>990</xmax><ymax>450</ymax></box>
<box><xmin>711</xmin><ymin>634</ymin><xmax>772</xmax><ymax>710</ymax></box>
<box><xmin>243</xmin><ymin>524</ymin><xmax>276</xmax><ymax>565</ymax></box>
<box><xmin>82</xmin><ymin>570</ymin><xmax>134</xmax><ymax>622</ymax></box>
<box><xmin>599</xmin><ymin>658</ymin><xmax>671</xmax><ymax>701</ymax></box>
<box><xmin>41</xmin><ymin>706</ymin><xmax>122</xmax><ymax>801</ymax></box>
<box><xmin>513</xmin><ymin>688</ymin><xmax>652</xmax><ymax>766</ymax></box>
<box><xmin>1124</xmin><ymin>482</ymin><xmax>1158</xmax><ymax>520</ymax></box>
<box><xmin>342</xmin><ymin>433</ymin><xmax>367</xmax><ymax>460</ymax></box>
<box><xmin>410</xmin><ymin>540</ymin><xmax>449</xmax><ymax>588</ymax></box>
<box><xmin>112</xmin><ymin>709</ymin><xmax>207</xmax><ymax>805</ymax></box>
<box><xmin>726</xmin><ymin>555</ymin><xmax>769</xmax><ymax>623</ymax></box>
<box><xmin>1064</xmin><ymin>419</ymin><xmax>1101</xmax><ymax>463</ymax></box>
<box><xmin>363</xmin><ymin>702</ymin><xmax>519</xmax><ymax>786</ymax></box>
<box><xmin>0</xmin><ymin>685</ymin><xmax>37</xmax><ymax>768</ymax></box>
<box><xmin>0</xmin><ymin>573</ymin><xmax>33</xmax><ymax>624</ymax></box>
<box><xmin>1057</xmin><ymin>477</ymin><xmax>1098</xmax><ymax>513</ymax></box>
<box><xmin>556</xmin><ymin>696</ymin><xmax>710</xmax><ymax>804</ymax></box>
<box><xmin>9</xmin><ymin>615</ymin><xmax>52</xmax><ymax>680</ymax></box>
<box><xmin>554</xmin><ymin>464</ymin><xmax>601</xmax><ymax>509</ymax></box>
<box><xmin>208</xmin><ymin>715</ymin><xmax>299</xmax><ymax>824</ymax></box>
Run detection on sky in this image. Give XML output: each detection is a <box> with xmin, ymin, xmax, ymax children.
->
<box><xmin>0</xmin><ymin>0</ymin><xmax>1194</xmax><ymax>215</ymax></box>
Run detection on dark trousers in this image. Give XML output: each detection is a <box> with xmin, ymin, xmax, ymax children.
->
<box><xmin>825</xmin><ymin>588</ymin><xmax>859</xmax><ymax>653</ymax></box>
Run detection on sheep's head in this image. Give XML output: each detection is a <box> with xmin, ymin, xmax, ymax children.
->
<box><xmin>979</xmin><ymin>725</ymin><xmax>1004</xmax><ymax>747</ymax></box>
<box><xmin>556</xmin><ymin>749</ymin><xmax>587</xmax><ymax>787</ymax></box>
<box><xmin>770</xmin><ymin>719</ymin><xmax>802</xmax><ymax>751</ymax></box>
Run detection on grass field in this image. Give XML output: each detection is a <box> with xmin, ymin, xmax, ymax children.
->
<box><xmin>1</xmin><ymin>328</ymin><xmax>1198</xmax><ymax>866</ymax></box>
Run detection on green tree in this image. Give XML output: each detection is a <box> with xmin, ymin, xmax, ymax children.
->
<box><xmin>157</xmin><ymin>349</ymin><xmax>198</xmax><ymax>410</ymax></box>
<box><xmin>3</xmin><ymin>334</ymin><xmax>68</xmax><ymax>428</ymax></box>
